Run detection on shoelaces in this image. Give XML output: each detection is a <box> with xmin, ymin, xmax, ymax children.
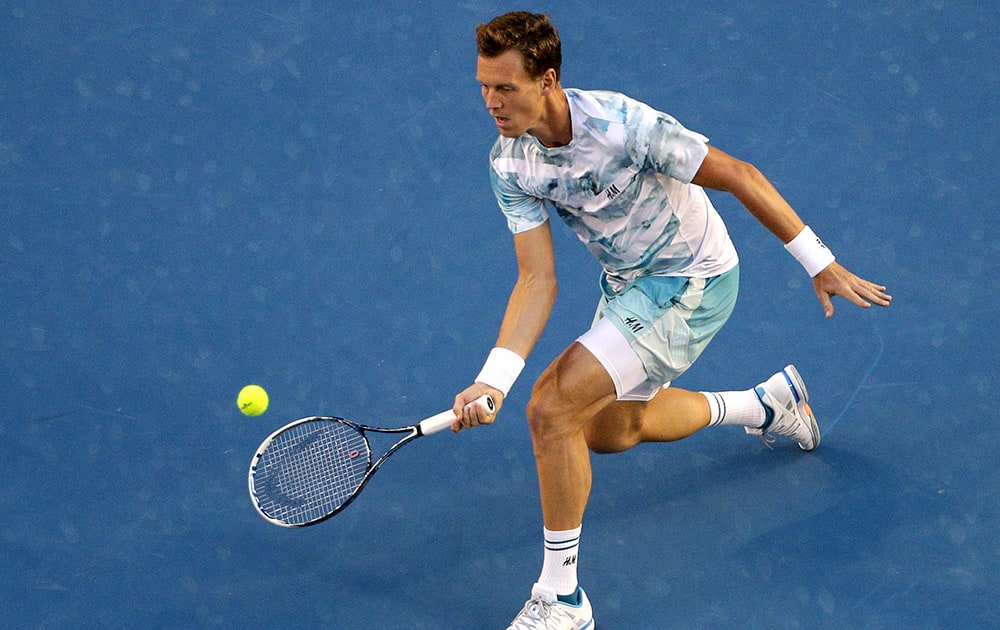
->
<box><xmin>510</xmin><ymin>596</ymin><xmax>577</xmax><ymax>629</ymax></box>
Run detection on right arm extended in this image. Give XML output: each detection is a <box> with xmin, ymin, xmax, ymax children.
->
<box><xmin>452</xmin><ymin>221</ymin><xmax>558</xmax><ymax>431</ymax></box>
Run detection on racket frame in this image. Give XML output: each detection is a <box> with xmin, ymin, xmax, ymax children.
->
<box><xmin>248</xmin><ymin>395</ymin><xmax>494</xmax><ymax>528</ymax></box>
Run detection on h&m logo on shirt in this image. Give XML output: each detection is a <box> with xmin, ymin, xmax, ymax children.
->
<box><xmin>582</xmin><ymin>164</ymin><xmax>641</xmax><ymax>212</ymax></box>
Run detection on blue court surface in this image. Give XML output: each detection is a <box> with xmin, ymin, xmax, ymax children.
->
<box><xmin>2</xmin><ymin>2</ymin><xmax>996</xmax><ymax>628</ymax></box>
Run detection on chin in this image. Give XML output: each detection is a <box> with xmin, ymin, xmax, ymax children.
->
<box><xmin>493</xmin><ymin>118</ymin><xmax>524</xmax><ymax>137</ymax></box>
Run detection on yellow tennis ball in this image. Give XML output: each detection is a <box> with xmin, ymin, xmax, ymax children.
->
<box><xmin>237</xmin><ymin>384</ymin><xmax>269</xmax><ymax>416</ymax></box>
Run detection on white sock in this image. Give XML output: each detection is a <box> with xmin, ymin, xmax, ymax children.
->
<box><xmin>702</xmin><ymin>390</ymin><xmax>766</xmax><ymax>428</ymax></box>
<box><xmin>537</xmin><ymin>526</ymin><xmax>581</xmax><ymax>597</ymax></box>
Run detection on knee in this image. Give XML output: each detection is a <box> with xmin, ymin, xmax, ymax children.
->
<box><xmin>525</xmin><ymin>379</ymin><xmax>579</xmax><ymax>448</ymax></box>
<box><xmin>583</xmin><ymin>415</ymin><xmax>642</xmax><ymax>455</ymax></box>
<box><xmin>526</xmin><ymin>394</ymin><xmax>632</xmax><ymax>454</ymax></box>
<box><xmin>585</xmin><ymin>430</ymin><xmax>625</xmax><ymax>455</ymax></box>
<box><xmin>525</xmin><ymin>393</ymin><xmax>570</xmax><ymax>447</ymax></box>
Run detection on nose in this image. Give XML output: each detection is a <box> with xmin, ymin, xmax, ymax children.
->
<box><xmin>482</xmin><ymin>87</ymin><xmax>500</xmax><ymax>111</ymax></box>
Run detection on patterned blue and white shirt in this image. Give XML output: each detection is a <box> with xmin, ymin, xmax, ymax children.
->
<box><xmin>489</xmin><ymin>88</ymin><xmax>738</xmax><ymax>292</ymax></box>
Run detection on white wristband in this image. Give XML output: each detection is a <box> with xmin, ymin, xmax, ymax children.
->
<box><xmin>475</xmin><ymin>347</ymin><xmax>525</xmax><ymax>397</ymax></box>
<box><xmin>784</xmin><ymin>225</ymin><xmax>836</xmax><ymax>277</ymax></box>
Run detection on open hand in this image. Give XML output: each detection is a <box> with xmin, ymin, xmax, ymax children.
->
<box><xmin>812</xmin><ymin>262</ymin><xmax>892</xmax><ymax>318</ymax></box>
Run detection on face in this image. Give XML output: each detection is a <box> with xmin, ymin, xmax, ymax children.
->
<box><xmin>476</xmin><ymin>50</ymin><xmax>550</xmax><ymax>138</ymax></box>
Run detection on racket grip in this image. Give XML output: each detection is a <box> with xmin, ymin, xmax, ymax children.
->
<box><xmin>419</xmin><ymin>394</ymin><xmax>495</xmax><ymax>436</ymax></box>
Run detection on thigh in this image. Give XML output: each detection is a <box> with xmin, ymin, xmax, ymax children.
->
<box><xmin>532</xmin><ymin>341</ymin><xmax>619</xmax><ymax>427</ymax></box>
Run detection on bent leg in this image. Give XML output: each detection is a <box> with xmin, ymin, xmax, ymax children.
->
<box><xmin>584</xmin><ymin>388</ymin><xmax>711</xmax><ymax>454</ymax></box>
<box><xmin>527</xmin><ymin>342</ymin><xmax>617</xmax><ymax>531</ymax></box>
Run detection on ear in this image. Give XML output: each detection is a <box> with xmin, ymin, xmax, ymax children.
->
<box><xmin>540</xmin><ymin>68</ymin><xmax>558</xmax><ymax>94</ymax></box>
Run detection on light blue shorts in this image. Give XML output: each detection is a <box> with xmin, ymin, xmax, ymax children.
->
<box><xmin>577</xmin><ymin>266</ymin><xmax>739</xmax><ymax>401</ymax></box>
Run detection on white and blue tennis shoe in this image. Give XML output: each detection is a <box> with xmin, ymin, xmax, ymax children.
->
<box><xmin>747</xmin><ymin>364</ymin><xmax>821</xmax><ymax>451</ymax></box>
<box><xmin>507</xmin><ymin>583</ymin><xmax>594</xmax><ymax>630</ymax></box>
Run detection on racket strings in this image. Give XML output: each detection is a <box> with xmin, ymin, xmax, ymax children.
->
<box><xmin>253</xmin><ymin>420</ymin><xmax>371</xmax><ymax>525</ymax></box>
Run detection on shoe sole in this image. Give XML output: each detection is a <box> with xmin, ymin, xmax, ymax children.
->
<box><xmin>782</xmin><ymin>364</ymin><xmax>820</xmax><ymax>451</ymax></box>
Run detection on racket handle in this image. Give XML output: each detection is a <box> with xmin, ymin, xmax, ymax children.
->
<box><xmin>419</xmin><ymin>394</ymin><xmax>495</xmax><ymax>436</ymax></box>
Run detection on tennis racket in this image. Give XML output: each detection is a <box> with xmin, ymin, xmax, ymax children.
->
<box><xmin>248</xmin><ymin>394</ymin><xmax>494</xmax><ymax>528</ymax></box>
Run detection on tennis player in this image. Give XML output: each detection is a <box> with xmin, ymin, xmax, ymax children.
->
<box><xmin>452</xmin><ymin>12</ymin><xmax>891</xmax><ymax>628</ymax></box>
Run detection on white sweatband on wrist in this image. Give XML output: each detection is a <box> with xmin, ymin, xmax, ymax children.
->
<box><xmin>475</xmin><ymin>347</ymin><xmax>525</xmax><ymax>396</ymax></box>
<box><xmin>784</xmin><ymin>225</ymin><xmax>836</xmax><ymax>277</ymax></box>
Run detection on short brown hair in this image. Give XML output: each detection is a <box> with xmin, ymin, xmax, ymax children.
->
<box><xmin>476</xmin><ymin>12</ymin><xmax>562</xmax><ymax>80</ymax></box>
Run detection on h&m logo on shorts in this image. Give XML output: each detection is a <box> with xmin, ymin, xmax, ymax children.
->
<box><xmin>623</xmin><ymin>316</ymin><xmax>644</xmax><ymax>333</ymax></box>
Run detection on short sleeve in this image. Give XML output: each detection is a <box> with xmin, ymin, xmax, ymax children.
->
<box><xmin>489</xmin><ymin>160</ymin><xmax>549</xmax><ymax>234</ymax></box>
<box><xmin>625</xmin><ymin>99</ymin><xmax>710</xmax><ymax>184</ymax></box>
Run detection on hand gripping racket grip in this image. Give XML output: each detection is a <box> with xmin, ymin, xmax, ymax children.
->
<box><xmin>418</xmin><ymin>394</ymin><xmax>495</xmax><ymax>436</ymax></box>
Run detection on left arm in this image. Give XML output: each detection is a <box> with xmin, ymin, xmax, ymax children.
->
<box><xmin>692</xmin><ymin>145</ymin><xmax>892</xmax><ymax>317</ymax></box>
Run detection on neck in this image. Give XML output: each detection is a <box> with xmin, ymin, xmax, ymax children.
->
<box><xmin>531</xmin><ymin>86</ymin><xmax>572</xmax><ymax>148</ymax></box>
